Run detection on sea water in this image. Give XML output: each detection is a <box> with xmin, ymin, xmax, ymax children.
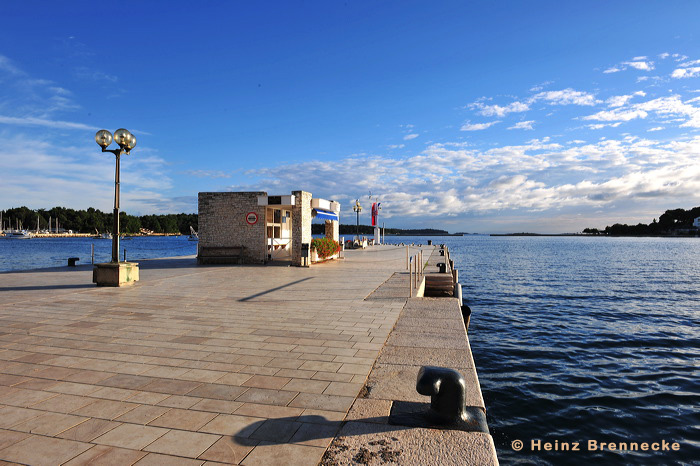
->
<box><xmin>0</xmin><ymin>235</ymin><xmax>197</xmax><ymax>272</ymax></box>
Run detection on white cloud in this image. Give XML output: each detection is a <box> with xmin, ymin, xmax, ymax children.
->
<box><xmin>387</xmin><ymin>144</ymin><xmax>405</xmax><ymax>149</ymax></box>
<box><xmin>0</xmin><ymin>55</ymin><xmax>23</xmax><ymax>75</ymax></box>
<box><xmin>648</xmin><ymin>126</ymin><xmax>664</xmax><ymax>131</ymax></box>
<box><xmin>227</xmin><ymin>136</ymin><xmax>700</xmax><ymax>228</ymax></box>
<box><xmin>586</xmin><ymin>122</ymin><xmax>623</xmax><ymax>130</ymax></box>
<box><xmin>531</xmin><ymin>88</ymin><xmax>598</xmax><ymax>106</ymax></box>
<box><xmin>625</xmin><ymin>60</ymin><xmax>654</xmax><ymax>71</ymax></box>
<box><xmin>0</xmin><ymin>115</ymin><xmax>97</xmax><ymax>131</ymax></box>
<box><xmin>606</xmin><ymin>91</ymin><xmax>646</xmax><ymax>108</ymax></box>
<box><xmin>0</xmin><ymin>132</ymin><xmax>175</xmax><ymax>213</ymax></box>
<box><xmin>529</xmin><ymin>81</ymin><xmax>553</xmax><ymax>92</ymax></box>
<box><xmin>184</xmin><ymin>170</ymin><xmax>231</xmax><ymax>179</ymax></box>
<box><xmin>637</xmin><ymin>95</ymin><xmax>700</xmax><ymax>128</ymax></box>
<box><xmin>604</xmin><ymin>58</ymin><xmax>655</xmax><ymax>74</ymax></box>
<box><xmin>508</xmin><ymin>120</ymin><xmax>535</xmax><ymax>130</ymax></box>
<box><xmin>74</xmin><ymin>66</ymin><xmax>118</xmax><ymax>83</ymax></box>
<box><xmin>466</xmin><ymin>88</ymin><xmax>597</xmax><ymax>123</ymax></box>
<box><xmin>671</xmin><ymin>67</ymin><xmax>700</xmax><ymax>79</ymax></box>
<box><xmin>472</xmin><ymin>101</ymin><xmax>529</xmax><ymax>117</ymax></box>
<box><xmin>403</xmin><ymin>133</ymin><xmax>419</xmax><ymax>140</ymax></box>
<box><xmin>580</xmin><ymin>94</ymin><xmax>700</xmax><ymax>128</ymax></box>
<box><xmin>582</xmin><ymin>109</ymin><xmax>648</xmax><ymax>122</ymax></box>
<box><xmin>0</xmin><ymin>54</ymin><xmax>84</xmax><ymax>124</ymax></box>
<box><xmin>460</xmin><ymin>121</ymin><xmax>500</xmax><ymax>131</ymax></box>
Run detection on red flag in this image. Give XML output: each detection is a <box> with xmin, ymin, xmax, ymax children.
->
<box><xmin>371</xmin><ymin>202</ymin><xmax>377</xmax><ymax>226</ymax></box>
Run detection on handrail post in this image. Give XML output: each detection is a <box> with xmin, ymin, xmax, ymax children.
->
<box><xmin>414</xmin><ymin>255</ymin><xmax>418</xmax><ymax>290</ymax></box>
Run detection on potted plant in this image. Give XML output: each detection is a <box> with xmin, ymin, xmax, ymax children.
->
<box><xmin>310</xmin><ymin>237</ymin><xmax>340</xmax><ymax>262</ymax></box>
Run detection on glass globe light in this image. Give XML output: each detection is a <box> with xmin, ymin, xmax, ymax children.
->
<box><xmin>113</xmin><ymin>128</ymin><xmax>132</xmax><ymax>148</ymax></box>
<box><xmin>95</xmin><ymin>130</ymin><xmax>113</xmax><ymax>149</ymax></box>
<box><xmin>126</xmin><ymin>133</ymin><xmax>137</xmax><ymax>151</ymax></box>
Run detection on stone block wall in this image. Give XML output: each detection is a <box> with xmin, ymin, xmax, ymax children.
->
<box><xmin>325</xmin><ymin>219</ymin><xmax>339</xmax><ymax>243</ymax></box>
<box><xmin>198</xmin><ymin>192</ymin><xmax>266</xmax><ymax>264</ymax></box>
<box><xmin>291</xmin><ymin>190</ymin><xmax>312</xmax><ymax>266</ymax></box>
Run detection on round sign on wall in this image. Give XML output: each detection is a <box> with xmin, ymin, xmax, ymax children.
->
<box><xmin>246</xmin><ymin>212</ymin><xmax>258</xmax><ymax>225</ymax></box>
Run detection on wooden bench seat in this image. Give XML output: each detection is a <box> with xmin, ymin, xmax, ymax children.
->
<box><xmin>198</xmin><ymin>246</ymin><xmax>246</xmax><ymax>264</ymax></box>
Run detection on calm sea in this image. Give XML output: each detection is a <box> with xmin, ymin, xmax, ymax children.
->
<box><xmin>384</xmin><ymin>235</ymin><xmax>700</xmax><ymax>465</ymax></box>
<box><xmin>0</xmin><ymin>235</ymin><xmax>197</xmax><ymax>272</ymax></box>
<box><xmin>2</xmin><ymin>235</ymin><xmax>698</xmax><ymax>464</ymax></box>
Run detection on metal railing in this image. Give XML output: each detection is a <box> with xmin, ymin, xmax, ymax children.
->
<box><xmin>408</xmin><ymin>247</ymin><xmax>425</xmax><ymax>297</ymax></box>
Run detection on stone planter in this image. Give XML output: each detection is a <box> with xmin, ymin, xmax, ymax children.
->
<box><xmin>310</xmin><ymin>250</ymin><xmax>339</xmax><ymax>263</ymax></box>
<box><xmin>93</xmin><ymin>262</ymin><xmax>140</xmax><ymax>287</ymax></box>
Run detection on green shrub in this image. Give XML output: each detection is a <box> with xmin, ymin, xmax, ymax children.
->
<box><xmin>311</xmin><ymin>237</ymin><xmax>340</xmax><ymax>259</ymax></box>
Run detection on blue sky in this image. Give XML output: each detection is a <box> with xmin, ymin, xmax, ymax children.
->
<box><xmin>1</xmin><ymin>1</ymin><xmax>700</xmax><ymax>233</ymax></box>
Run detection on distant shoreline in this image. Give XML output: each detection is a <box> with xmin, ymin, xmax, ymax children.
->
<box><xmin>383</xmin><ymin>233</ymin><xmax>466</xmax><ymax>237</ymax></box>
<box><xmin>490</xmin><ymin>233</ymin><xmax>581</xmax><ymax>237</ymax></box>
<box><xmin>491</xmin><ymin>233</ymin><xmax>699</xmax><ymax>237</ymax></box>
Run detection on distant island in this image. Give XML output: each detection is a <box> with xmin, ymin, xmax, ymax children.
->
<box><xmin>583</xmin><ymin>206</ymin><xmax>700</xmax><ymax>236</ymax></box>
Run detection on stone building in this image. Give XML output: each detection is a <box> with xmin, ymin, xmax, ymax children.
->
<box><xmin>198</xmin><ymin>190</ymin><xmax>340</xmax><ymax>266</ymax></box>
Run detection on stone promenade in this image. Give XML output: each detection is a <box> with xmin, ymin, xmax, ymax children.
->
<box><xmin>0</xmin><ymin>245</ymin><xmax>433</xmax><ymax>465</ymax></box>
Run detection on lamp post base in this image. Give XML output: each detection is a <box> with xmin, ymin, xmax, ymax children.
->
<box><xmin>93</xmin><ymin>261</ymin><xmax>140</xmax><ymax>287</ymax></box>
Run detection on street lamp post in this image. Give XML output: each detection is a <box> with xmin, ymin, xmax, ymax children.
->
<box><xmin>353</xmin><ymin>199</ymin><xmax>362</xmax><ymax>237</ymax></box>
<box><xmin>95</xmin><ymin>129</ymin><xmax>136</xmax><ymax>263</ymax></box>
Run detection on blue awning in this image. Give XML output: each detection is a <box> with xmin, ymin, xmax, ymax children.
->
<box><xmin>313</xmin><ymin>209</ymin><xmax>339</xmax><ymax>221</ymax></box>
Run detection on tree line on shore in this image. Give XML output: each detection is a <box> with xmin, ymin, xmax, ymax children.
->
<box><xmin>584</xmin><ymin>206</ymin><xmax>700</xmax><ymax>236</ymax></box>
<box><xmin>2</xmin><ymin>206</ymin><xmax>197</xmax><ymax>235</ymax></box>
<box><xmin>3</xmin><ymin>206</ymin><xmax>448</xmax><ymax>236</ymax></box>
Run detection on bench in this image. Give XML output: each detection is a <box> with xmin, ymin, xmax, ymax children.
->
<box><xmin>67</xmin><ymin>257</ymin><xmax>79</xmax><ymax>267</ymax></box>
<box><xmin>198</xmin><ymin>246</ymin><xmax>246</xmax><ymax>265</ymax></box>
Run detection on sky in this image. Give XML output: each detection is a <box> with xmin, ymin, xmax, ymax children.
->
<box><xmin>1</xmin><ymin>1</ymin><xmax>700</xmax><ymax>233</ymax></box>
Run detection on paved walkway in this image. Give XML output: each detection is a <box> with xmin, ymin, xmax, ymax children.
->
<box><xmin>0</xmin><ymin>245</ymin><xmax>427</xmax><ymax>465</ymax></box>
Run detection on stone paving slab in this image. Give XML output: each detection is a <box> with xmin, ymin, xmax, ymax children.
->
<box><xmin>0</xmin><ymin>247</ymin><xmax>424</xmax><ymax>465</ymax></box>
<box><xmin>324</xmin><ymin>421</ymin><xmax>498</xmax><ymax>466</ymax></box>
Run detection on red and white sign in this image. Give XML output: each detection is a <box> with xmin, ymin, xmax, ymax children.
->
<box><xmin>246</xmin><ymin>212</ymin><xmax>259</xmax><ymax>225</ymax></box>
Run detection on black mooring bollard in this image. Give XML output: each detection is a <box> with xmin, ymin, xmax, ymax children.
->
<box><xmin>417</xmin><ymin>366</ymin><xmax>468</xmax><ymax>423</ymax></box>
<box><xmin>388</xmin><ymin>365</ymin><xmax>489</xmax><ymax>432</ymax></box>
<box><xmin>461</xmin><ymin>304</ymin><xmax>472</xmax><ymax>329</ymax></box>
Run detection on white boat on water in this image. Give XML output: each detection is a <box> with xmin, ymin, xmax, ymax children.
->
<box><xmin>188</xmin><ymin>226</ymin><xmax>199</xmax><ymax>241</ymax></box>
<box><xmin>98</xmin><ymin>232</ymin><xmax>112</xmax><ymax>239</ymax></box>
<box><xmin>1</xmin><ymin>230</ymin><xmax>34</xmax><ymax>239</ymax></box>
